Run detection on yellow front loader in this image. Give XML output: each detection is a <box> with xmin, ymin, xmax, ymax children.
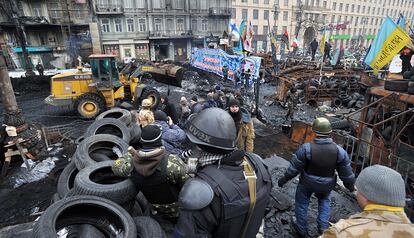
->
<box><xmin>44</xmin><ymin>55</ymin><xmax>182</xmax><ymax>118</ymax></box>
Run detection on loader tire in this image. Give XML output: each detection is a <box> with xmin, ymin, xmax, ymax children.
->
<box><xmin>140</xmin><ymin>87</ymin><xmax>160</xmax><ymax>110</ymax></box>
<box><xmin>31</xmin><ymin>195</ymin><xmax>136</xmax><ymax>238</ymax></box>
<box><xmin>74</xmin><ymin>93</ymin><xmax>106</xmax><ymax>119</ymax></box>
<box><xmin>133</xmin><ymin>216</ymin><xmax>166</xmax><ymax>238</ymax></box>
<box><xmin>72</xmin><ymin>161</ymin><xmax>138</xmax><ymax>204</ymax></box>
<box><xmin>57</xmin><ymin>161</ymin><xmax>79</xmax><ymax>198</ymax></box>
<box><xmin>384</xmin><ymin>80</ymin><xmax>409</xmax><ymax>92</ymax></box>
<box><xmin>85</xmin><ymin>118</ymin><xmax>131</xmax><ymax>143</ymax></box>
<box><xmin>74</xmin><ymin>134</ymin><xmax>129</xmax><ymax>170</ymax></box>
<box><xmin>96</xmin><ymin>108</ymin><xmax>132</xmax><ymax>126</ymax></box>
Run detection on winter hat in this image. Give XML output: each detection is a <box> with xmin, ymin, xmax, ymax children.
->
<box><xmin>215</xmin><ymin>85</ymin><xmax>221</xmax><ymax>91</ymax></box>
<box><xmin>228</xmin><ymin>99</ymin><xmax>240</xmax><ymax>107</ymax></box>
<box><xmin>356</xmin><ymin>165</ymin><xmax>406</xmax><ymax>207</ymax></box>
<box><xmin>153</xmin><ymin>110</ymin><xmax>168</xmax><ymax>122</ymax></box>
<box><xmin>140</xmin><ymin>124</ymin><xmax>163</xmax><ymax>149</ymax></box>
<box><xmin>191</xmin><ymin>96</ymin><xmax>198</xmax><ymax>103</ymax></box>
<box><xmin>180</xmin><ymin>96</ymin><xmax>188</xmax><ymax>106</ymax></box>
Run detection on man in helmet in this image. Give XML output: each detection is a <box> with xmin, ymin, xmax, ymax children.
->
<box><xmin>174</xmin><ymin>108</ymin><xmax>272</xmax><ymax>238</ymax></box>
<box><xmin>278</xmin><ymin>117</ymin><xmax>355</xmax><ymax>236</ymax></box>
<box><xmin>284</xmin><ymin>86</ymin><xmax>298</xmax><ymax>122</ymax></box>
<box><xmin>137</xmin><ymin>98</ymin><xmax>154</xmax><ymax>128</ymax></box>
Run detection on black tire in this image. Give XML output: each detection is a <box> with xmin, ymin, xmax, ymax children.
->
<box><xmin>85</xmin><ymin>118</ymin><xmax>131</xmax><ymax>143</ymax></box>
<box><xmin>57</xmin><ymin>161</ymin><xmax>79</xmax><ymax>198</ymax></box>
<box><xmin>66</xmin><ymin>224</ymin><xmax>106</xmax><ymax>238</ymax></box>
<box><xmin>133</xmin><ymin>216</ymin><xmax>166</xmax><ymax>238</ymax></box>
<box><xmin>74</xmin><ymin>134</ymin><xmax>129</xmax><ymax>170</ymax></box>
<box><xmin>136</xmin><ymin>192</ymin><xmax>152</xmax><ymax>216</ymax></box>
<box><xmin>31</xmin><ymin>195</ymin><xmax>137</xmax><ymax>238</ymax></box>
<box><xmin>408</xmin><ymin>82</ymin><xmax>414</xmax><ymax>87</ymax></box>
<box><xmin>140</xmin><ymin>87</ymin><xmax>160</xmax><ymax>110</ymax></box>
<box><xmin>122</xmin><ymin>200</ymin><xmax>143</xmax><ymax>217</ymax></box>
<box><xmin>347</xmin><ymin>99</ymin><xmax>356</xmax><ymax>108</ymax></box>
<box><xmin>72</xmin><ymin>161</ymin><xmax>138</xmax><ymax>204</ymax></box>
<box><xmin>74</xmin><ymin>136</ymin><xmax>84</xmax><ymax>145</ymax></box>
<box><xmin>331</xmin><ymin>120</ymin><xmax>351</xmax><ymax>129</ymax></box>
<box><xmin>51</xmin><ymin>193</ymin><xmax>60</xmax><ymax>203</ymax></box>
<box><xmin>403</xmin><ymin>71</ymin><xmax>412</xmax><ymax>79</ymax></box>
<box><xmin>90</xmin><ymin>152</ymin><xmax>112</xmax><ymax>162</ymax></box>
<box><xmin>96</xmin><ymin>108</ymin><xmax>132</xmax><ymax>126</ymax></box>
<box><xmin>408</xmin><ymin>87</ymin><xmax>414</xmax><ymax>95</ymax></box>
<box><xmin>333</xmin><ymin>98</ymin><xmax>342</xmax><ymax>107</ymax></box>
<box><xmin>384</xmin><ymin>80</ymin><xmax>409</xmax><ymax>92</ymax></box>
<box><xmin>410</xmin><ymin>74</ymin><xmax>414</xmax><ymax>81</ymax></box>
<box><xmin>74</xmin><ymin>93</ymin><xmax>106</xmax><ymax>119</ymax></box>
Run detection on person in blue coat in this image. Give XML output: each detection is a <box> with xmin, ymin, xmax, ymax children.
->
<box><xmin>153</xmin><ymin>110</ymin><xmax>186</xmax><ymax>155</ymax></box>
<box><xmin>278</xmin><ymin>117</ymin><xmax>355</xmax><ymax>237</ymax></box>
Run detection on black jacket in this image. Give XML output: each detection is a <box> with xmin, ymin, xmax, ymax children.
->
<box><xmin>175</xmin><ymin>151</ymin><xmax>272</xmax><ymax>238</ymax></box>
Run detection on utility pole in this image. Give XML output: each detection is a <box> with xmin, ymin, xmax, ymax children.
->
<box><xmin>272</xmin><ymin>2</ymin><xmax>280</xmax><ymax>74</ymax></box>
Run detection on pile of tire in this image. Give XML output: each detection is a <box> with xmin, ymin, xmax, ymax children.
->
<box><xmin>335</xmin><ymin>92</ymin><xmax>365</xmax><ymax>109</ymax></box>
<box><xmin>32</xmin><ymin>108</ymin><xmax>166</xmax><ymax>237</ymax></box>
<box><xmin>385</xmin><ymin>68</ymin><xmax>414</xmax><ymax>94</ymax></box>
<box><xmin>403</xmin><ymin>68</ymin><xmax>414</xmax><ymax>95</ymax></box>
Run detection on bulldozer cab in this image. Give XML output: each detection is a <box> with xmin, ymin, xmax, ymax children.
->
<box><xmin>89</xmin><ymin>54</ymin><xmax>122</xmax><ymax>88</ymax></box>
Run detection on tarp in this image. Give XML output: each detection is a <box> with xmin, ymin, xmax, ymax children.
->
<box><xmin>190</xmin><ymin>48</ymin><xmax>261</xmax><ymax>85</ymax></box>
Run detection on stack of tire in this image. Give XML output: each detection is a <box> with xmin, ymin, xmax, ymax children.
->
<box><xmin>385</xmin><ymin>68</ymin><xmax>414</xmax><ymax>94</ymax></box>
<box><xmin>403</xmin><ymin>68</ymin><xmax>414</xmax><ymax>95</ymax></box>
<box><xmin>32</xmin><ymin>108</ymin><xmax>166</xmax><ymax>237</ymax></box>
<box><xmin>335</xmin><ymin>92</ymin><xmax>365</xmax><ymax>109</ymax></box>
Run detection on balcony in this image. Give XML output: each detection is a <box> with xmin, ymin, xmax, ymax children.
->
<box><xmin>96</xmin><ymin>4</ymin><xmax>123</xmax><ymax>14</ymax></box>
<box><xmin>209</xmin><ymin>7</ymin><xmax>231</xmax><ymax>16</ymax></box>
<box><xmin>149</xmin><ymin>30</ymin><xmax>192</xmax><ymax>39</ymax></box>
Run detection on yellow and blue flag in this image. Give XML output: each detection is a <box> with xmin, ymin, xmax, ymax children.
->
<box><xmin>364</xmin><ymin>16</ymin><xmax>411</xmax><ymax>74</ymax></box>
<box><xmin>320</xmin><ymin>31</ymin><xmax>327</xmax><ymax>54</ymax></box>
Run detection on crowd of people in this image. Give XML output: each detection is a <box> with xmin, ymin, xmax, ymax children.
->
<box><xmin>109</xmin><ymin>86</ymin><xmax>413</xmax><ymax>237</ymax></box>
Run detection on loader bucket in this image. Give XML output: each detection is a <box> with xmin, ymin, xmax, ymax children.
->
<box><xmin>149</xmin><ymin>67</ymin><xmax>184</xmax><ymax>88</ymax></box>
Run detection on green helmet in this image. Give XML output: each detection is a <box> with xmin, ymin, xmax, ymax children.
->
<box><xmin>312</xmin><ymin>117</ymin><xmax>332</xmax><ymax>135</ymax></box>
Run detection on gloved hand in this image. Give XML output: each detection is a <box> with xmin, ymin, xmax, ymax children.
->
<box><xmin>112</xmin><ymin>152</ymin><xmax>134</xmax><ymax>177</ymax></box>
<box><xmin>278</xmin><ymin>177</ymin><xmax>287</xmax><ymax>187</ymax></box>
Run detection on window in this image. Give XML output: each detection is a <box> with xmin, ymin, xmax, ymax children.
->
<box><xmin>175</xmin><ymin>0</ymin><xmax>184</xmax><ymax>9</ymax></box>
<box><xmin>166</xmin><ymin>18</ymin><xmax>174</xmax><ymax>31</ymax></box>
<box><xmin>345</xmin><ymin>4</ymin><xmax>349</xmax><ymax>11</ymax></box>
<box><xmin>253</xmin><ymin>0</ymin><xmax>258</xmax><ymax>4</ymax></box>
<box><xmin>253</xmin><ymin>9</ymin><xmax>258</xmax><ymax>19</ymax></box>
<box><xmin>264</xmin><ymin>10</ymin><xmax>269</xmax><ymax>20</ymax></box>
<box><xmin>357</xmin><ymin>5</ymin><xmax>360</xmax><ymax>13</ymax></box>
<box><xmin>124</xmin><ymin>0</ymin><xmax>133</xmax><ymax>8</ymax></box>
<box><xmin>263</xmin><ymin>25</ymin><xmax>268</xmax><ymax>35</ymax></box>
<box><xmin>32</xmin><ymin>3</ymin><xmax>43</xmax><ymax>17</ymax></box>
<box><xmin>190</xmin><ymin>0</ymin><xmax>197</xmax><ymax>9</ymax></box>
<box><xmin>273</xmin><ymin>26</ymin><xmax>278</xmax><ymax>34</ymax></box>
<box><xmin>231</xmin><ymin>8</ymin><xmax>236</xmax><ymax>18</ymax></box>
<box><xmin>283</xmin><ymin>11</ymin><xmax>288</xmax><ymax>21</ymax></box>
<box><xmin>284</xmin><ymin>0</ymin><xmax>288</xmax><ymax>6</ymax></box>
<box><xmin>264</xmin><ymin>0</ymin><xmax>269</xmax><ymax>3</ymax></box>
<box><xmin>316</xmin><ymin>0</ymin><xmax>320</xmax><ymax>7</ymax></box>
<box><xmin>274</xmin><ymin>11</ymin><xmax>278</xmax><ymax>20</ymax></box>
<box><xmin>201</xmin><ymin>20</ymin><xmax>208</xmax><ymax>31</ymax></box>
<box><xmin>322</xmin><ymin>14</ymin><xmax>326</xmax><ymax>22</ymax></box>
<box><xmin>241</xmin><ymin>0</ymin><xmax>247</xmax><ymax>2</ymax></box>
<box><xmin>73</xmin><ymin>4</ymin><xmax>83</xmax><ymax>19</ymax></box>
<box><xmin>177</xmin><ymin>18</ymin><xmax>184</xmax><ymax>31</ymax></box>
<box><xmin>282</xmin><ymin>26</ymin><xmax>287</xmax><ymax>32</ymax></box>
<box><xmin>339</xmin><ymin>3</ymin><xmax>343</xmax><ymax>11</ymax></box>
<box><xmin>138</xmin><ymin>19</ymin><xmax>146</xmax><ymax>32</ymax></box>
<box><xmin>153</xmin><ymin>0</ymin><xmax>161</xmax><ymax>8</ymax></box>
<box><xmin>331</xmin><ymin>15</ymin><xmax>335</xmax><ymax>23</ymax></box>
<box><xmin>48</xmin><ymin>3</ymin><xmax>60</xmax><ymax>19</ymax></box>
<box><xmin>253</xmin><ymin>25</ymin><xmax>258</xmax><ymax>34</ymax></box>
<box><xmin>114</xmin><ymin>19</ymin><xmax>123</xmax><ymax>32</ymax></box>
<box><xmin>362</xmin><ymin>6</ymin><xmax>365</xmax><ymax>14</ymax></box>
<box><xmin>355</xmin><ymin>16</ymin><xmax>359</xmax><ymax>26</ymax></box>
<box><xmin>332</xmin><ymin>2</ymin><xmax>336</xmax><ymax>10</ymax></box>
<box><xmin>101</xmin><ymin>19</ymin><xmax>110</xmax><ymax>32</ymax></box>
<box><xmin>191</xmin><ymin>19</ymin><xmax>197</xmax><ymax>31</ymax></box>
<box><xmin>375</xmin><ymin>18</ymin><xmax>379</xmax><ymax>25</ymax></box>
<box><xmin>137</xmin><ymin>0</ymin><xmax>145</xmax><ymax>8</ymax></box>
<box><xmin>155</xmin><ymin>19</ymin><xmax>162</xmax><ymax>32</ymax></box>
<box><xmin>127</xmin><ymin>18</ymin><xmax>134</xmax><ymax>32</ymax></box>
<box><xmin>242</xmin><ymin>9</ymin><xmax>248</xmax><ymax>19</ymax></box>
<box><xmin>323</xmin><ymin>0</ymin><xmax>327</xmax><ymax>8</ymax></box>
<box><xmin>351</xmin><ymin>4</ymin><xmax>354</xmax><ymax>12</ymax></box>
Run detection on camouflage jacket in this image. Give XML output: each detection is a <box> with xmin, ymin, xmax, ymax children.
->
<box><xmin>320</xmin><ymin>208</ymin><xmax>414</xmax><ymax>238</ymax></box>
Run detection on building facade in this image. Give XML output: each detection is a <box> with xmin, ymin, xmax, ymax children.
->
<box><xmin>0</xmin><ymin>0</ymin><xmax>94</xmax><ymax>69</ymax></box>
<box><xmin>94</xmin><ymin>0</ymin><xmax>231</xmax><ymax>61</ymax></box>
<box><xmin>231</xmin><ymin>0</ymin><xmax>414</xmax><ymax>52</ymax></box>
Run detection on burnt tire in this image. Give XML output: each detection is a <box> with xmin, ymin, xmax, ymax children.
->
<box><xmin>408</xmin><ymin>87</ymin><xmax>414</xmax><ymax>95</ymax></box>
<box><xmin>74</xmin><ymin>134</ymin><xmax>129</xmax><ymax>170</ymax></box>
<box><xmin>57</xmin><ymin>161</ymin><xmax>79</xmax><ymax>198</ymax></box>
<box><xmin>384</xmin><ymin>80</ymin><xmax>409</xmax><ymax>92</ymax></box>
<box><xmin>72</xmin><ymin>161</ymin><xmax>138</xmax><ymax>204</ymax></box>
<box><xmin>85</xmin><ymin>118</ymin><xmax>131</xmax><ymax>143</ymax></box>
<box><xmin>74</xmin><ymin>93</ymin><xmax>106</xmax><ymax>119</ymax></box>
<box><xmin>331</xmin><ymin>120</ymin><xmax>351</xmax><ymax>130</ymax></box>
<box><xmin>31</xmin><ymin>195</ymin><xmax>137</xmax><ymax>238</ymax></box>
<box><xmin>96</xmin><ymin>108</ymin><xmax>132</xmax><ymax>126</ymax></box>
<box><xmin>140</xmin><ymin>87</ymin><xmax>160</xmax><ymax>110</ymax></box>
<box><xmin>133</xmin><ymin>216</ymin><xmax>166</xmax><ymax>238</ymax></box>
